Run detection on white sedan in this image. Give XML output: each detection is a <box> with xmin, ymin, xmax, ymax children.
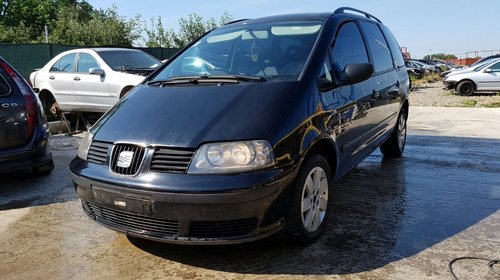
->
<box><xmin>444</xmin><ymin>58</ymin><xmax>500</xmax><ymax>95</ymax></box>
<box><xmin>30</xmin><ymin>48</ymin><xmax>161</xmax><ymax>113</ymax></box>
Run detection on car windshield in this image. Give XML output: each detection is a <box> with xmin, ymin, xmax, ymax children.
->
<box><xmin>97</xmin><ymin>50</ymin><xmax>161</xmax><ymax>71</ymax></box>
<box><xmin>150</xmin><ymin>20</ymin><xmax>322</xmax><ymax>82</ymax></box>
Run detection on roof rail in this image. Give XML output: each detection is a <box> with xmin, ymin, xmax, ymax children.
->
<box><xmin>224</xmin><ymin>19</ymin><xmax>250</xmax><ymax>25</ymax></box>
<box><xmin>333</xmin><ymin>7</ymin><xmax>382</xmax><ymax>23</ymax></box>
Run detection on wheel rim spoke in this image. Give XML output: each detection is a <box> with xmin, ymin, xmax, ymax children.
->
<box><xmin>318</xmin><ymin>197</ymin><xmax>328</xmax><ymax>211</ymax></box>
<box><xmin>302</xmin><ymin>197</ymin><xmax>313</xmax><ymax>212</ymax></box>
<box><xmin>304</xmin><ymin>209</ymin><xmax>314</xmax><ymax>229</ymax></box>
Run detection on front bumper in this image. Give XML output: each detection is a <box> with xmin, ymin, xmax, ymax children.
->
<box><xmin>70</xmin><ymin>157</ymin><xmax>298</xmax><ymax>244</ymax></box>
<box><xmin>443</xmin><ymin>80</ymin><xmax>457</xmax><ymax>90</ymax></box>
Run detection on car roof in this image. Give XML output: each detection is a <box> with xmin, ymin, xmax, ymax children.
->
<box><xmin>227</xmin><ymin>8</ymin><xmax>383</xmax><ymax>26</ymax></box>
<box><xmin>90</xmin><ymin>48</ymin><xmax>143</xmax><ymax>52</ymax></box>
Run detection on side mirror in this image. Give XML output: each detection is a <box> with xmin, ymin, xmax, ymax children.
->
<box><xmin>341</xmin><ymin>63</ymin><xmax>374</xmax><ymax>84</ymax></box>
<box><xmin>89</xmin><ymin>68</ymin><xmax>105</xmax><ymax>76</ymax></box>
<box><xmin>317</xmin><ymin>77</ymin><xmax>335</xmax><ymax>92</ymax></box>
<box><xmin>484</xmin><ymin>68</ymin><xmax>492</xmax><ymax>73</ymax></box>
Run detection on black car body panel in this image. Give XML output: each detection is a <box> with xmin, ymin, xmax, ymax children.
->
<box><xmin>70</xmin><ymin>8</ymin><xmax>409</xmax><ymax>244</ymax></box>
<box><xmin>0</xmin><ymin>57</ymin><xmax>53</xmax><ymax>174</ymax></box>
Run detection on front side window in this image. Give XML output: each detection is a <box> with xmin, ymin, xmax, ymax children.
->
<box><xmin>487</xmin><ymin>62</ymin><xmax>500</xmax><ymax>72</ymax></box>
<box><xmin>77</xmin><ymin>53</ymin><xmax>99</xmax><ymax>73</ymax></box>
<box><xmin>331</xmin><ymin>21</ymin><xmax>369</xmax><ymax>74</ymax></box>
<box><xmin>150</xmin><ymin>20</ymin><xmax>323</xmax><ymax>82</ymax></box>
<box><xmin>50</xmin><ymin>53</ymin><xmax>76</xmax><ymax>72</ymax></box>
<box><xmin>359</xmin><ymin>21</ymin><xmax>394</xmax><ymax>73</ymax></box>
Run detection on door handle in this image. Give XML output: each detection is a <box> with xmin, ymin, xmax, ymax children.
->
<box><xmin>73</xmin><ymin>76</ymin><xmax>81</xmax><ymax>81</ymax></box>
<box><xmin>49</xmin><ymin>75</ymin><xmax>55</xmax><ymax>80</ymax></box>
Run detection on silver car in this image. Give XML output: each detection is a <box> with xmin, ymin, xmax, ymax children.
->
<box><xmin>30</xmin><ymin>48</ymin><xmax>161</xmax><ymax>113</ymax></box>
<box><xmin>444</xmin><ymin>58</ymin><xmax>500</xmax><ymax>95</ymax></box>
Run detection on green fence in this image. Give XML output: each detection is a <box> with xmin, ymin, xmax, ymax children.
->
<box><xmin>0</xmin><ymin>43</ymin><xmax>179</xmax><ymax>79</ymax></box>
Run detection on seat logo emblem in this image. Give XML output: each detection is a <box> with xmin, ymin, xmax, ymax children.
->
<box><xmin>117</xmin><ymin>151</ymin><xmax>134</xmax><ymax>168</ymax></box>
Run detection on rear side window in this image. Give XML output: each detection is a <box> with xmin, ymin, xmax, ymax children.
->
<box><xmin>331</xmin><ymin>22</ymin><xmax>369</xmax><ymax>73</ymax></box>
<box><xmin>50</xmin><ymin>53</ymin><xmax>76</xmax><ymax>72</ymax></box>
<box><xmin>0</xmin><ymin>73</ymin><xmax>11</xmax><ymax>96</ymax></box>
<box><xmin>380</xmin><ymin>25</ymin><xmax>405</xmax><ymax>67</ymax></box>
<box><xmin>77</xmin><ymin>53</ymin><xmax>99</xmax><ymax>73</ymax></box>
<box><xmin>359</xmin><ymin>22</ymin><xmax>393</xmax><ymax>72</ymax></box>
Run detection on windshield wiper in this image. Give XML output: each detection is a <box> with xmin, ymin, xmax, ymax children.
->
<box><xmin>147</xmin><ymin>75</ymin><xmax>266</xmax><ymax>86</ymax></box>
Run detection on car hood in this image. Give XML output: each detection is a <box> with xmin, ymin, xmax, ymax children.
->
<box><xmin>92</xmin><ymin>81</ymin><xmax>298</xmax><ymax>147</ymax></box>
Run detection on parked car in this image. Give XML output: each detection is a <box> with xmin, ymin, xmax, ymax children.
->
<box><xmin>70</xmin><ymin>7</ymin><xmax>409</xmax><ymax>245</ymax></box>
<box><xmin>444</xmin><ymin>58</ymin><xmax>500</xmax><ymax>95</ymax></box>
<box><xmin>441</xmin><ymin>59</ymin><xmax>494</xmax><ymax>78</ymax></box>
<box><xmin>408</xmin><ymin>60</ymin><xmax>440</xmax><ymax>73</ymax></box>
<box><xmin>0</xmin><ymin>57</ymin><xmax>53</xmax><ymax>175</ymax></box>
<box><xmin>30</xmin><ymin>48</ymin><xmax>161</xmax><ymax>114</ymax></box>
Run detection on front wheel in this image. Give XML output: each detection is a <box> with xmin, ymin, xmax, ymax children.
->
<box><xmin>284</xmin><ymin>154</ymin><xmax>332</xmax><ymax>244</ymax></box>
<box><xmin>380</xmin><ymin>108</ymin><xmax>407</xmax><ymax>157</ymax></box>
<box><xmin>457</xmin><ymin>80</ymin><xmax>475</xmax><ymax>96</ymax></box>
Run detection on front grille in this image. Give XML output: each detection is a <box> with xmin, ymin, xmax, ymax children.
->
<box><xmin>110</xmin><ymin>144</ymin><xmax>145</xmax><ymax>175</ymax></box>
<box><xmin>150</xmin><ymin>147</ymin><xmax>195</xmax><ymax>173</ymax></box>
<box><xmin>87</xmin><ymin>141</ymin><xmax>111</xmax><ymax>164</ymax></box>
<box><xmin>86</xmin><ymin>202</ymin><xmax>179</xmax><ymax>237</ymax></box>
<box><xmin>189</xmin><ymin>218</ymin><xmax>258</xmax><ymax>238</ymax></box>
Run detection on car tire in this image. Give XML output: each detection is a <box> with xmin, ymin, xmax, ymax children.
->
<box><xmin>32</xmin><ymin>158</ymin><xmax>54</xmax><ymax>176</ymax></box>
<box><xmin>457</xmin><ymin>80</ymin><xmax>475</xmax><ymax>96</ymax></box>
<box><xmin>380</xmin><ymin>108</ymin><xmax>407</xmax><ymax>157</ymax></box>
<box><xmin>284</xmin><ymin>154</ymin><xmax>332</xmax><ymax>244</ymax></box>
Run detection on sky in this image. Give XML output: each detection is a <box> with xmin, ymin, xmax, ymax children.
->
<box><xmin>87</xmin><ymin>0</ymin><xmax>500</xmax><ymax>59</ymax></box>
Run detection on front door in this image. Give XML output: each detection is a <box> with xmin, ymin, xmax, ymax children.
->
<box><xmin>73</xmin><ymin>52</ymin><xmax>110</xmax><ymax>112</ymax></box>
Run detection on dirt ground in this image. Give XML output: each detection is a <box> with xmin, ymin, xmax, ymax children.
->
<box><xmin>0</xmin><ymin>107</ymin><xmax>499</xmax><ymax>280</ymax></box>
<box><xmin>409</xmin><ymin>81</ymin><xmax>500</xmax><ymax>107</ymax></box>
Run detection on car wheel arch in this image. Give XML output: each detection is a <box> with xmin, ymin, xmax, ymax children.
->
<box><xmin>38</xmin><ymin>90</ymin><xmax>57</xmax><ymax>109</ymax></box>
<box><xmin>301</xmin><ymin>137</ymin><xmax>338</xmax><ymax>179</ymax></box>
<box><xmin>120</xmin><ymin>86</ymin><xmax>134</xmax><ymax>98</ymax></box>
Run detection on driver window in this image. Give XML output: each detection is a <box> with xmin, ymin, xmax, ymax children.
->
<box><xmin>489</xmin><ymin>62</ymin><xmax>500</xmax><ymax>72</ymax></box>
<box><xmin>77</xmin><ymin>53</ymin><xmax>99</xmax><ymax>73</ymax></box>
<box><xmin>331</xmin><ymin>22</ymin><xmax>369</xmax><ymax>75</ymax></box>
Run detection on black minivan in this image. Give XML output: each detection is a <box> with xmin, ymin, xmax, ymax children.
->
<box><xmin>70</xmin><ymin>8</ymin><xmax>409</xmax><ymax>244</ymax></box>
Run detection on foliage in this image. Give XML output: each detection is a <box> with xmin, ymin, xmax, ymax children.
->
<box><xmin>460</xmin><ymin>99</ymin><xmax>478</xmax><ymax>107</ymax></box>
<box><xmin>1</xmin><ymin>1</ymin><xmax>232</xmax><ymax>47</ymax></box>
<box><xmin>50</xmin><ymin>5</ymin><xmax>141</xmax><ymax>46</ymax></box>
<box><xmin>424</xmin><ymin>53</ymin><xmax>457</xmax><ymax>60</ymax></box>
<box><xmin>144</xmin><ymin>11</ymin><xmax>233</xmax><ymax>48</ymax></box>
<box><xmin>0</xmin><ymin>0</ymin><xmax>140</xmax><ymax>46</ymax></box>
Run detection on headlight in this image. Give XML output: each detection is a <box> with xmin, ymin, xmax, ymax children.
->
<box><xmin>77</xmin><ymin>131</ymin><xmax>93</xmax><ymax>160</ymax></box>
<box><xmin>188</xmin><ymin>140</ymin><xmax>275</xmax><ymax>174</ymax></box>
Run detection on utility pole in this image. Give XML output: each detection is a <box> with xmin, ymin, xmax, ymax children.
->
<box><xmin>44</xmin><ymin>25</ymin><xmax>49</xmax><ymax>43</ymax></box>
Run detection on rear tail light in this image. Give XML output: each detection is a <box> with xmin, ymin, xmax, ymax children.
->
<box><xmin>0</xmin><ymin>61</ymin><xmax>37</xmax><ymax>137</ymax></box>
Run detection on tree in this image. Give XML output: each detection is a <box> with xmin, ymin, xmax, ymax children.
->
<box><xmin>0</xmin><ymin>1</ymin><xmax>140</xmax><ymax>46</ymax></box>
<box><xmin>143</xmin><ymin>16</ymin><xmax>176</xmax><ymax>48</ymax></box>
<box><xmin>50</xmin><ymin>5</ymin><xmax>141</xmax><ymax>46</ymax></box>
<box><xmin>424</xmin><ymin>53</ymin><xmax>457</xmax><ymax>60</ymax></box>
<box><xmin>143</xmin><ymin>11</ymin><xmax>233</xmax><ymax>48</ymax></box>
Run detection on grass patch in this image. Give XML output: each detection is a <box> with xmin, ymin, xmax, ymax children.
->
<box><xmin>460</xmin><ymin>99</ymin><xmax>478</xmax><ymax>107</ymax></box>
<box><xmin>443</xmin><ymin>90</ymin><xmax>455</xmax><ymax>96</ymax></box>
<box><xmin>483</xmin><ymin>102</ymin><xmax>500</xmax><ymax>108</ymax></box>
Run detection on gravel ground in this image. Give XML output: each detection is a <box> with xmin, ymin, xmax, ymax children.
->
<box><xmin>409</xmin><ymin>81</ymin><xmax>500</xmax><ymax>107</ymax></box>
